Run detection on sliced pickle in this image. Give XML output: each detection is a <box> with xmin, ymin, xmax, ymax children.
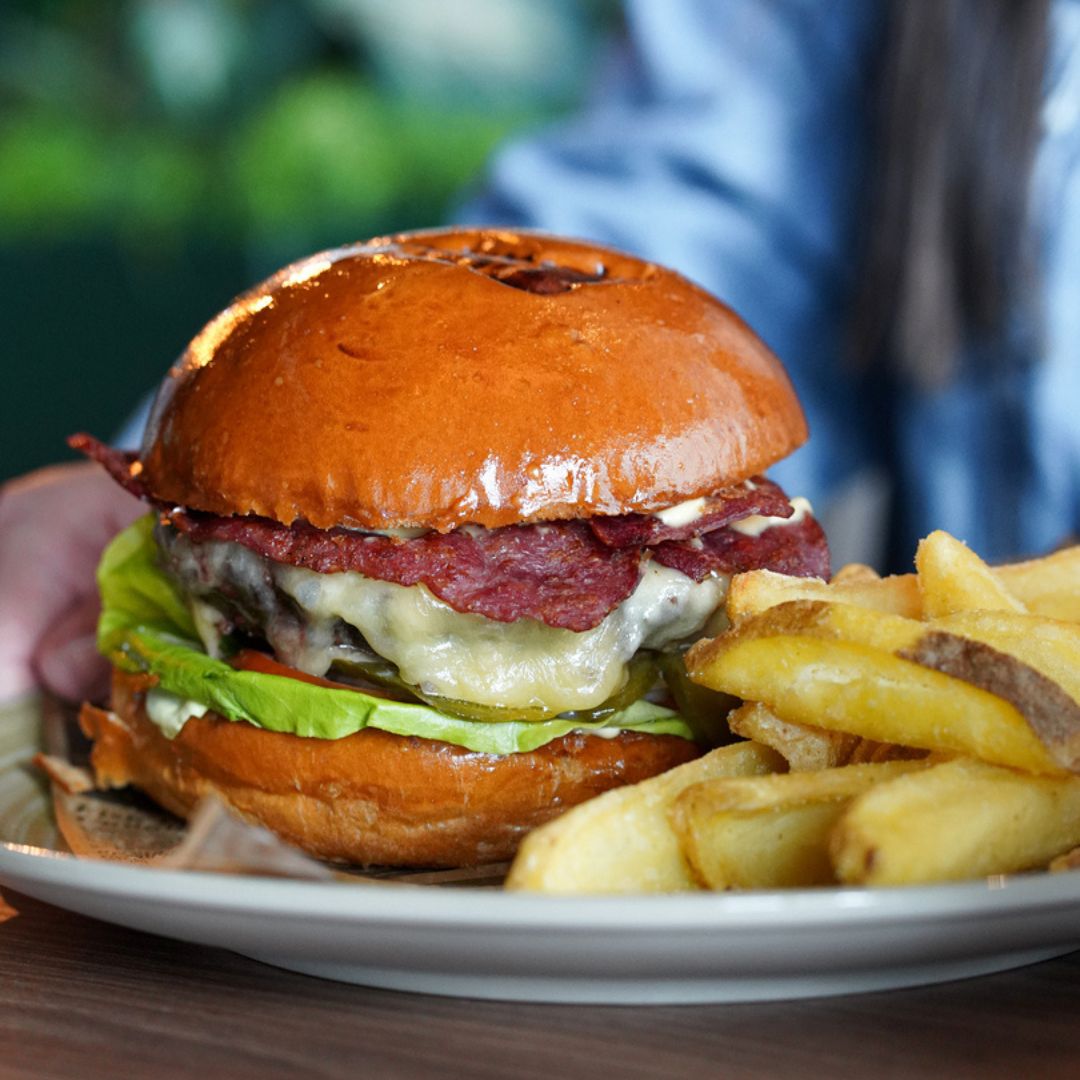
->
<box><xmin>416</xmin><ymin>695</ymin><xmax>560</xmax><ymax>723</ymax></box>
<box><xmin>329</xmin><ymin>655</ymin><xmax>422</xmax><ymax>701</ymax></box>
<box><xmin>330</xmin><ymin>652</ymin><xmax>660</xmax><ymax>725</ymax></box>
<box><xmin>558</xmin><ymin>654</ymin><xmax>660</xmax><ymax>723</ymax></box>
<box><xmin>658</xmin><ymin>650</ymin><xmax>739</xmax><ymax>747</ymax></box>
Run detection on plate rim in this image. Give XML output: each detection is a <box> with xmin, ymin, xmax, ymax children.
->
<box><xmin>4</xmin><ymin>838</ymin><xmax>1080</xmax><ymax>933</ymax></box>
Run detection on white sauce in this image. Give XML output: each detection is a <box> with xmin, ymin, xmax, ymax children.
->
<box><xmin>654</xmin><ymin>496</ymin><xmax>709</xmax><ymax>528</ymax></box>
<box><xmin>358</xmin><ymin>525</ymin><xmax>430</xmax><ymax>539</ymax></box>
<box><xmin>729</xmin><ymin>496</ymin><xmax>812</xmax><ymax>538</ymax></box>
<box><xmin>146</xmin><ymin>688</ymin><xmax>208</xmax><ymax>739</ymax></box>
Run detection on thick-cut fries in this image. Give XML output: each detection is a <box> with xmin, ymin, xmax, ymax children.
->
<box><xmin>672</xmin><ymin>760</ymin><xmax>928</xmax><ymax>889</ymax></box>
<box><xmin>726</xmin><ymin>544</ymin><xmax>1080</xmax><ymax>628</ymax></box>
<box><xmin>831</xmin><ymin>757</ymin><xmax>1080</xmax><ymax>885</ymax></box>
<box><xmin>932</xmin><ymin>609</ymin><xmax>1080</xmax><ymax>705</ymax></box>
<box><xmin>830</xmin><ymin>563</ymin><xmax>882</xmax><ymax>585</ymax></box>
<box><xmin>687</xmin><ymin>601</ymin><xmax>1067</xmax><ymax>774</ymax></box>
<box><xmin>727</xmin><ymin>702</ymin><xmax>855</xmax><ymax>771</ymax></box>
<box><xmin>727</xmin><ymin>701</ymin><xmax>916</xmax><ymax>771</ymax></box>
<box><xmin>508</xmin><ymin>533</ymin><xmax>1080</xmax><ymax>894</ymax></box>
<box><xmin>505</xmin><ymin>741</ymin><xmax>784</xmax><ymax>893</ymax></box>
<box><xmin>725</xmin><ymin>569</ymin><xmax>921</xmax><ymax>624</ymax></box>
<box><xmin>916</xmin><ymin>530</ymin><xmax>1027</xmax><ymax>618</ymax></box>
<box><xmin>995</xmin><ymin>545</ymin><xmax>1080</xmax><ymax>622</ymax></box>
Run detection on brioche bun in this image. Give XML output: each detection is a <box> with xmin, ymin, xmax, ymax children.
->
<box><xmin>82</xmin><ymin>671</ymin><xmax>698</xmax><ymax>867</ymax></box>
<box><xmin>82</xmin><ymin>228</ymin><xmax>821</xmax><ymax>869</ymax></box>
<box><xmin>141</xmin><ymin>228</ymin><xmax>807</xmax><ymax>531</ymax></box>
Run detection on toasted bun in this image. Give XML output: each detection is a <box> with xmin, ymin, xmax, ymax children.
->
<box><xmin>140</xmin><ymin>228</ymin><xmax>807</xmax><ymax>531</ymax></box>
<box><xmin>81</xmin><ymin>671</ymin><xmax>698</xmax><ymax>867</ymax></box>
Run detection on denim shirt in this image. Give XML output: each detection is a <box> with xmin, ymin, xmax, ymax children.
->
<box><xmin>459</xmin><ymin>0</ymin><xmax>1080</xmax><ymax>567</ymax></box>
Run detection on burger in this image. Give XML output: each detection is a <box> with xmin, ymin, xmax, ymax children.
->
<box><xmin>71</xmin><ymin>228</ymin><xmax>828</xmax><ymax>867</ymax></box>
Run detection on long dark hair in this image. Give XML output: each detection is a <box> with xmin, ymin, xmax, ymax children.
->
<box><xmin>853</xmin><ymin>0</ymin><xmax>1050</xmax><ymax>385</ymax></box>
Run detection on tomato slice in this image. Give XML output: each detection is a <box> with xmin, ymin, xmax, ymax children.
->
<box><xmin>230</xmin><ymin>648</ymin><xmax>395</xmax><ymax>697</ymax></box>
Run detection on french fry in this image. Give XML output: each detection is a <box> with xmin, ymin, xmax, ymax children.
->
<box><xmin>507</xmin><ymin>533</ymin><xmax>1080</xmax><ymax>896</ymax></box>
<box><xmin>931</xmin><ymin>609</ymin><xmax>1080</xmax><ymax>706</ymax></box>
<box><xmin>831</xmin><ymin>757</ymin><xmax>1080</xmax><ymax>885</ymax></box>
<box><xmin>731</xmin><ymin>602</ymin><xmax>1080</xmax><ymax>765</ymax></box>
<box><xmin>686</xmin><ymin>601</ymin><xmax>1067</xmax><ymax>774</ymax></box>
<box><xmin>725</xmin><ymin>569</ymin><xmax>921</xmax><ymax>624</ymax></box>
<box><xmin>728</xmin><ymin>702</ymin><xmax>857</xmax><ymax>771</ymax></box>
<box><xmin>831</xmin><ymin>563</ymin><xmax>882</xmax><ymax>585</ymax></box>
<box><xmin>724</xmin><ymin>543</ymin><xmax>1080</xmax><ymax>629</ymax></box>
<box><xmin>916</xmin><ymin>530</ymin><xmax>1027</xmax><ymax>617</ymax></box>
<box><xmin>505</xmin><ymin>741</ymin><xmax>785</xmax><ymax>894</ymax></box>
<box><xmin>672</xmin><ymin>760</ymin><xmax>928</xmax><ymax>889</ymax></box>
<box><xmin>727</xmin><ymin>701</ymin><xmax>918</xmax><ymax>771</ymax></box>
<box><xmin>1049</xmin><ymin>846</ymin><xmax>1080</xmax><ymax>873</ymax></box>
<box><xmin>996</xmin><ymin>545</ymin><xmax>1080</xmax><ymax>622</ymax></box>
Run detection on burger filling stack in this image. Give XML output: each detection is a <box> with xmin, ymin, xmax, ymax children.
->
<box><xmin>73</xmin><ymin>229</ymin><xmax>828</xmax><ymax>867</ymax></box>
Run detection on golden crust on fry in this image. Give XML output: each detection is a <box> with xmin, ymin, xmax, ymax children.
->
<box><xmin>831</xmin><ymin>757</ymin><xmax>1080</xmax><ymax>885</ymax></box>
<box><xmin>688</xmin><ymin>600</ymin><xmax>1067</xmax><ymax>775</ymax></box>
<box><xmin>671</xmin><ymin>759</ymin><xmax>928</xmax><ymax>889</ymax></box>
<box><xmin>726</xmin><ymin>702</ymin><xmax>919</xmax><ymax>772</ymax></box>
<box><xmin>916</xmin><ymin>530</ymin><xmax>1027</xmax><ymax>618</ymax></box>
<box><xmin>506</xmin><ymin>741</ymin><xmax>784</xmax><ymax>893</ymax></box>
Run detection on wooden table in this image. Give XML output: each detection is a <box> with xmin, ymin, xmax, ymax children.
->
<box><xmin>2</xmin><ymin>889</ymin><xmax>1079</xmax><ymax>1079</ymax></box>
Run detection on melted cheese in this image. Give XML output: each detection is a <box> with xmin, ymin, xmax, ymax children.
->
<box><xmin>271</xmin><ymin>560</ymin><xmax>726</xmax><ymax>714</ymax></box>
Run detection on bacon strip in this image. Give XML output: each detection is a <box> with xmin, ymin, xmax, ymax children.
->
<box><xmin>73</xmin><ymin>432</ymin><xmax>830</xmax><ymax>631</ymax></box>
<box><xmin>653</xmin><ymin>513</ymin><xmax>830</xmax><ymax>582</ymax></box>
<box><xmin>588</xmin><ymin>477</ymin><xmax>793</xmax><ymax>548</ymax></box>
<box><xmin>67</xmin><ymin>433</ymin><xmax>150</xmax><ymax>500</ymax></box>
<box><xmin>169</xmin><ymin>511</ymin><xmax>642</xmax><ymax>633</ymax></box>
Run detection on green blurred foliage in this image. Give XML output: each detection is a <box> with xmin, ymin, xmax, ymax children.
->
<box><xmin>0</xmin><ymin>0</ymin><xmax>616</xmax><ymax>479</ymax></box>
<box><xmin>228</xmin><ymin>73</ymin><xmax>523</xmax><ymax>251</ymax></box>
<box><xmin>0</xmin><ymin>112</ymin><xmax>205</xmax><ymax>240</ymax></box>
<box><xmin>0</xmin><ymin>0</ymin><xmax>614</xmax><ymax>249</ymax></box>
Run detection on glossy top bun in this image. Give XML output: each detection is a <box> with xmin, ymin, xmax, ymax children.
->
<box><xmin>141</xmin><ymin>228</ymin><xmax>807</xmax><ymax>531</ymax></box>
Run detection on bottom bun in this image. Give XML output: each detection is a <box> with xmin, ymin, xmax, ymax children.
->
<box><xmin>79</xmin><ymin>670</ymin><xmax>699</xmax><ymax>867</ymax></box>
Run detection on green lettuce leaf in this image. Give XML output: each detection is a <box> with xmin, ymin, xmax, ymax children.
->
<box><xmin>97</xmin><ymin>516</ymin><xmax>695</xmax><ymax>755</ymax></box>
<box><xmin>97</xmin><ymin>513</ymin><xmax>198</xmax><ymax>653</ymax></box>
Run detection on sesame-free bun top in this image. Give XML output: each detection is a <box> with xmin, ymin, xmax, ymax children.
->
<box><xmin>141</xmin><ymin>228</ymin><xmax>807</xmax><ymax>531</ymax></box>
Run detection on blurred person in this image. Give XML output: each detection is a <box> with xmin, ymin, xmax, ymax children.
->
<box><xmin>461</xmin><ymin>0</ymin><xmax>1075</xmax><ymax>569</ymax></box>
<box><xmin>1</xmin><ymin>0</ymin><xmax>1074</xmax><ymax>704</ymax></box>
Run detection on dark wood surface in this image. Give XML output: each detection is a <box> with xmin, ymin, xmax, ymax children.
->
<box><xmin>2</xmin><ymin>890</ymin><xmax>1080</xmax><ymax>1079</ymax></box>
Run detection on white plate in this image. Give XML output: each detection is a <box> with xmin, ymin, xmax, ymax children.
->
<box><xmin>3</xmin><ymin>696</ymin><xmax>1079</xmax><ymax>1004</ymax></box>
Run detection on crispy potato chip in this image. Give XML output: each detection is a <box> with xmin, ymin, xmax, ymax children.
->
<box><xmin>672</xmin><ymin>760</ymin><xmax>928</xmax><ymax>889</ymax></box>
<box><xmin>832</xmin><ymin>757</ymin><xmax>1080</xmax><ymax>885</ymax></box>
<box><xmin>506</xmin><ymin>741</ymin><xmax>785</xmax><ymax>893</ymax></box>
<box><xmin>917</xmin><ymin>530</ymin><xmax>1027</xmax><ymax>618</ymax></box>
